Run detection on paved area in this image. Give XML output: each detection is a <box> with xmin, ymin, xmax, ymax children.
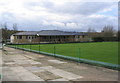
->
<box><xmin>0</xmin><ymin>50</ymin><xmax>2</xmax><ymax>82</ymax></box>
<box><xmin>2</xmin><ymin>47</ymin><xmax>118</xmax><ymax>82</ymax></box>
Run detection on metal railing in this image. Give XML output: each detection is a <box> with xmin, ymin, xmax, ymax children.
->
<box><xmin>6</xmin><ymin>43</ymin><xmax>120</xmax><ymax>70</ymax></box>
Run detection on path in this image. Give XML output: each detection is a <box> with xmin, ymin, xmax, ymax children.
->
<box><xmin>2</xmin><ymin>47</ymin><xmax>118</xmax><ymax>82</ymax></box>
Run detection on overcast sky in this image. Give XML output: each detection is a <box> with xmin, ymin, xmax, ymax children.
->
<box><xmin>0</xmin><ymin>0</ymin><xmax>118</xmax><ymax>32</ymax></box>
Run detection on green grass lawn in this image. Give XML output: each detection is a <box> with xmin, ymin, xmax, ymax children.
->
<box><xmin>12</xmin><ymin>42</ymin><xmax>118</xmax><ymax>64</ymax></box>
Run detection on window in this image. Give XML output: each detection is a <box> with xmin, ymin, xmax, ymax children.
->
<box><xmin>28</xmin><ymin>36</ymin><xmax>31</xmax><ymax>39</ymax></box>
<box><xmin>26</xmin><ymin>36</ymin><xmax>28</xmax><ymax>39</ymax></box>
<box><xmin>82</xmin><ymin>35</ymin><xmax>85</xmax><ymax>38</ymax></box>
<box><xmin>32</xmin><ymin>36</ymin><xmax>34</xmax><ymax>39</ymax></box>
<box><xmin>34</xmin><ymin>36</ymin><xmax>37</xmax><ymax>39</ymax></box>
<box><xmin>26</xmin><ymin>36</ymin><xmax>36</xmax><ymax>39</ymax></box>
<box><xmin>50</xmin><ymin>36</ymin><xmax>51</xmax><ymax>39</ymax></box>
<box><xmin>26</xmin><ymin>36</ymin><xmax>31</xmax><ymax>39</ymax></box>
<box><xmin>17</xmin><ymin>36</ymin><xmax>22</xmax><ymax>39</ymax></box>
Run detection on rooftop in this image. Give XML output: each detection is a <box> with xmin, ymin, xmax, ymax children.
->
<box><xmin>13</xmin><ymin>30</ymin><xmax>86</xmax><ymax>36</ymax></box>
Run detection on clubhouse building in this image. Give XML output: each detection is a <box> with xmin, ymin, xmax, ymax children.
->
<box><xmin>10</xmin><ymin>30</ymin><xmax>89</xmax><ymax>43</ymax></box>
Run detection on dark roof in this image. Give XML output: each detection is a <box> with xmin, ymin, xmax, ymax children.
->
<box><xmin>13</xmin><ymin>30</ymin><xmax>86</xmax><ymax>36</ymax></box>
<box><xmin>12</xmin><ymin>31</ymin><xmax>39</xmax><ymax>36</ymax></box>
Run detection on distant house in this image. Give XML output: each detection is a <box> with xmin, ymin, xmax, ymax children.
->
<box><xmin>10</xmin><ymin>30</ymin><xmax>89</xmax><ymax>44</ymax></box>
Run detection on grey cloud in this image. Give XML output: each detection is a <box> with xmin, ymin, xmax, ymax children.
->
<box><xmin>25</xmin><ymin>1</ymin><xmax>114</xmax><ymax>15</ymax></box>
<box><xmin>0</xmin><ymin>1</ymin><xmax>117</xmax><ymax>32</ymax></box>
<box><xmin>24</xmin><ymin>1</ymin><xmax>54</xmax><ymax>11</ymax></box>
<box><xmin>39</xmin><ymin>2</ymin><xmax>114</xmax><ymax>15</ymax></box>
<box><xmin>12</xmin><ymin>15</ymin><xmax>117</xmax><ymax>32</ymax></box>
<box><xmin>0</xmin><ymin>12</ymin><xmax>17</xmax><ymax>26</ymax></box>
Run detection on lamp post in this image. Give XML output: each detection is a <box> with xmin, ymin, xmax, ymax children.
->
<box><xmin>37</xmin><ymin>34</ymin><xmax>40</xmax><ymax>53</ymax></box>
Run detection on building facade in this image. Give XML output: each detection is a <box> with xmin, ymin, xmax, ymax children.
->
<box><xmin>10</xmin><ymin>30</ymin><xmax>89</xmax><ymax>44</ymax></box>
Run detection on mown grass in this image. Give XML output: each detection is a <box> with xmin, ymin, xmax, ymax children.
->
<box><xmin>12</xmin><ymin>42</ymin><xmax>118</xmax><ymax>64</ymax></box>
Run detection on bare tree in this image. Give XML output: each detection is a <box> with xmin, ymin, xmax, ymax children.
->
<box><xmin>13</xmin><ymin>23</ymin><xmax>18</xmax><ymax>31</ymax></box>
<box><xmin>0</xmin><ymin>23</ymin><xmax>21</xmax><ymax>43</ymax></box>
<box><xmin>2</xmin><ymin>23</ymin><xmax>9</xmax><ymax>43</ymax></box>
<box><xmin>87</xmin><ymin>27</ymin><xmax>96</xmax><ymax>38</ymax></box>
<box><xmin>101</xmin><ymin>25</ymin><xmax>115</xmax><ymax>37</ymax></box>
<box><xmin>87</xmin><ymin>27</ymin><xmax>96</xmax><ymax>33</ymax></box>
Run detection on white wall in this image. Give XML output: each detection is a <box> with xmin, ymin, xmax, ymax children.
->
<box><xmin>10</xmin><ymin>35</ymin><xmax>14</xmax><ymax>43</ymax></box>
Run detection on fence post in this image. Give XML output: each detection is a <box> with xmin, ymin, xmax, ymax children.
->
<box><xmin>23</xmin><ymin>44</ymin><xmax>24</xmax><ymax>49</ymax></box>
<box><xmin>16</xmin><ymin>44</ymin><xmax>17</xmax><ymax>49</ymax></box>
<box><xmin>22</xmin><ymin>44</ymin><xmax>23</xmax><ymax>49</ymax></box>
<box><xmin>54</xmin><ymin>46</ymin><xmax>56</xmax><ymax>57</ymax></box>
<box><xmin>22</xmin><ymin>44</ymin><xmax>24</xmax><ymax>53</ymax></box>
<box><xmin>30</xmin><ymin>43</ymin><xmax>31</xmax><ymax>51</ymax></box>
<box><xmin>13</xmin><ymin>44</ymin><xmax>14</xmax><ymax>48</ymax></box>
<box><xmin>39</xmin><ymin>43</ymin><xmax>40</xmax><ymax>53</ymax></box>
<box><xmin>15</xmin><ymin>44</ymin><xmax>16</xmax><ymax>49</ymax></box>
<box><xmin>78</xmin><ymin>48</ymin><xmax>80</xmax><ymax>63</ymax></box>
<box><xmin>22</xmin><ymin>44</ymin><xmax>24</xmax><ymax>50</ymax></box>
